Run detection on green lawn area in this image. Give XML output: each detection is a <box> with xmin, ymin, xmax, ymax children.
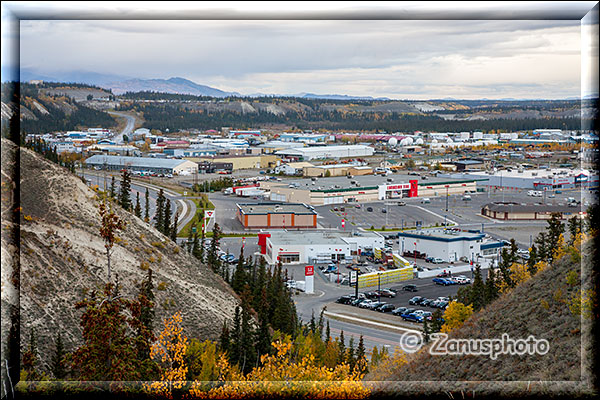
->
<box><xmin>178</xmin><ymin>195</ymin><xmax>214</xmax><ymax>238</ymax></box>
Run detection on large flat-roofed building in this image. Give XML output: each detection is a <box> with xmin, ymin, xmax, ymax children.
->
<box><xmin>275</xmin><ymin>145</ymin><xmax>375</xmax><ymax>161</ymax></box>
<box><xmin>85</xmin><ymin>155</ymin><xmax>198</xmax><ymax>174</ymax></box>
<box><xmin>237</xmin><ymin>203</ymin><xmax>317</xmax><ymax>229</ymax></box>
<box><xmin>189</xmin><ymin>154</ymin><xmax>278</xmax><ymax>170</ymax></box>
<box><xmin>481</xmin><ymin>202</ymin><xmax>587</xmax><ymax>220</ymax></box>
<box><xmin>258</xmin><ymin>230</ymin><xmax>384</xmax><ymax>265</ymax></box>
<box><xmin>398</xmin><ymin>228</ymin><xmax>489</xmax><ymax>263</ymax></box>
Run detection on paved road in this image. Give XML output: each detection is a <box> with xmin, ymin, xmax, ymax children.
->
<box><xmin>107</xmin><ymin>111</ymin><xmax>136</xmax><ymax>144</ymax></box>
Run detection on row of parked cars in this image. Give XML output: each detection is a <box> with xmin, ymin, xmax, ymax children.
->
<box><xmin>408</xmin><ymin>296</ymin><xmax>450</xmax><ymax>309</ymax></box>
<box><xmin>432</xmin><ymin>275</ymin><xmax>471</xmax><ymax>285</ymax></box>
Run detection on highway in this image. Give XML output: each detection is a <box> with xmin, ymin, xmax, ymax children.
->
<box><xmin>107</xmin><ymin>111</ymin><xmax>136</xmax><ymax>144</ymax></box>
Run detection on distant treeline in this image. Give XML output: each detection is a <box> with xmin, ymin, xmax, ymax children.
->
<box><xmin>119</xmin><ymin>102</ymin><xmax>586</xmax><ymax>133</ymax></box>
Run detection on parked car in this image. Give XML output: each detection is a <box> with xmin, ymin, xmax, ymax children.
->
<box><xmin>367</xmin><ymin>207</ymin><xmax>373</xmax><ymax>212</ymax></box>
<box><xmin>336</xmin><ymin>295</ymin><xmax>354</xmax><ymax>305</ymax></box>
<box><xmin>392</xmin><ymin>307</ymin><xmax>408</xmax><ymax>316</ymax></box>
<box><xmin>365</xmin><ymin>291</ymin><xmax>380</xmax><ymax>299</ymax></box>
<box><xmin>432</xmin><ymin>278</ymin><xmax>452</xmax><ymax>286</ymax></box>
<box><xmin>377</xmin><ymin>289</ymin><xmax>397</xmax><ymax>298</ymax></box>
<box><xmin>419</xmin><ymin>298</ymin><xmax>433</xmax><ymax>307</ymax></box>
<box><xmin>431</xmin><ymin>258</ymin><xmax>444</xmax><ymax>264</ymax></box>
<box><xmin>367</xmin><ymin>301</ymin><xmax>385</xmax><ymax>310</ymax></box>
<box><xmin>453</xmin><ymin>276</ymin><xmax>471</xmax><ymax>284</ymax></box>
<box><xmin>382</xmin><ymin>208</ymin><xmax>387</xmax><ymax>213</ymax></box>
<box><xmin>358</xmin><ymin>299</ymin><xmax>375</xmax><ymax>308</ymax></box>
<box><xmin>421</xmin><ymin>198</ymin><xmax>431</xmax><ymax>204</ymax></box>
<box><xmin>402</xmin><ymin>284</ymin><xmax>418</xmax><ymax>292</ymax></box>
<box><xmin>425</xmin><ymin>256</ymin><xmax>434</xmax><ymax>263</ymax></box>
<box><xmin>437</xmin><ymin>271</ymin><xmax>451</xmax><ymax>277</ymax></box>
<box><xmin>397</xmin><ymin>201</ymin><xmax>406</xmax><ymax>206</ymax></box>
<box><xmin>408</xmin><ymin>296</ymin><xmax>423</xmax><ymax>305</ymax></box>
<box><xmin>377</xmin><ymin>304</ymin><xmax>396</xmax><ymax>313</ymax></box>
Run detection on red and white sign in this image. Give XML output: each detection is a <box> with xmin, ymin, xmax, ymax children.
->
<box><xmin>341</xmin><ymin>219</ymin><xmax>345</xmax><ymax>228</ymax></box>
<box><xmin>305</xmin><ymin>265</ymin><xmax>314</xmax><ymax>276</ymax></box>
<box><xmin>205</xmin><ymin>210</ymin><xmax>214</xmax><ymax>219</ymax></box>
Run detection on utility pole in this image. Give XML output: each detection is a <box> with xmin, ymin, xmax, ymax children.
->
<box><xmin>445</xmin><ymin>185</ymin><xmax>449</xmax><ymax>212</ymax></box>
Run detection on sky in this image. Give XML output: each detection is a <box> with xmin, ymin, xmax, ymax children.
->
<box><xmin>3</xmin><ymin>2</ymin><xmax>599</xmax><ymax>100</ymax></box>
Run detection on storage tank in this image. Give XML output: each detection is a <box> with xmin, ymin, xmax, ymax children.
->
<box><xmin>388</xmin><ymin>137</ymin><xmax>398</xmax><ymax>146</ymax></box>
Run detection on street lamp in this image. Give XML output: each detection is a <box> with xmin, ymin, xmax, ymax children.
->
<box><xmin>445</xmin><ymin>185</ymin><xmax>449</xmax><ymax>212</ymax></box>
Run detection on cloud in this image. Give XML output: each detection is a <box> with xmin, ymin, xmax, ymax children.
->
<box><xmin>14</xmin><ymin>18</ymin><xmax>584</xmax><ymax>99</ymax></box>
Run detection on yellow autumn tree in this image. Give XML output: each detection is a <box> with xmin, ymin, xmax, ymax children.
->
<box><xmin>497</xmin><ymin>263</ymin><xmax>531</xmax><ymax>294</ymax></box>
<box><xmin>441</xmin><ymin>301</ymin><xmax>473</xmax><ymax>333</ymax></box>
<box><xmin>145</xmin><ymin>312</ymin><xmax>189</xmax><ymax>398</ymax></box>
<box><xmin>188</xmin><ymin>339</ymin><xmax>370</xmax><ymax>399</ymax></box>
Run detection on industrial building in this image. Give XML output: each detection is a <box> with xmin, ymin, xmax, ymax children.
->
<box><xmin>85</xmin><ymin>155</ymin><xmax>198</xmax><ymax>175</ymax></box>
<box><xmin>481</xmin><ymin>202</ymin><xmax>587</xmax><ymax>220</ymax></box>
<box><xmin>189</xmin><ymin>154</ymin><xmax>278</xmax><ymax>170</ymax></box>
<box><xmin>274</xmin><ymin>162</ymin><xmax>315</xmax><ymax>176</ymax></box>
<box><xmin>237</xmin><ymin>203</ymin><xmax>317</xmax><ymax>229</ymax></box>
<box><xmin>302</xmin><ymin>164</ymin><xmax>373</xmax><ymax>177</ymax></box>
<box><xmin>398</xmin><ymin>228</ymin><xmax>499</xmax><ymax>263</ymax></box>
<box><xmin>446</xmin><ymin>168</ymin><xmax>597</xmax><ymax>190</ymax></box>
<box><xmin>275</xmin><ymin>145</ymin><xmax>375</xmax><ymax>161</ymax></box>
<box><xmin>258</xmin><ymin>230</ymin><xmax>385</xmax><ymax>265</ymax></box>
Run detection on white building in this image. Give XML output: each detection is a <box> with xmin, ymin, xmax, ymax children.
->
<box><xmin>275</xmin><ymin>145</ymin><xmax>375</xmax><ymax>161</ymax></box>
<box><xmin>274</xmin><ymin>162</ymin><xmax>314</xmax><ymax>175</ymax></box>
<box><xmin>85</xmin><ymin>155</ymin><xmax>198</xmax><ymax>175</ymax></box>
<box><xmin>398</xmin><ymin>228</ymin><xmax>488</xmax><ymax>263</ymax></box>
<box><xmin>260</xmin><ymin>230</ymin><xmax>384</xmax><ymax>265</ymax></box>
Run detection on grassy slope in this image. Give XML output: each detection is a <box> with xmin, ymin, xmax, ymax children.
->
<box><xmin>386</xmin><ymin>243</ymin><xmax>590</xmax><ymax>383</ymax></box>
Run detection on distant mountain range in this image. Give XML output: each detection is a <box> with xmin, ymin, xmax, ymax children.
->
<box><xmin>12</xmin><ymin>68</ymin><xmax>591</xmax><ymax>101</ymax></box>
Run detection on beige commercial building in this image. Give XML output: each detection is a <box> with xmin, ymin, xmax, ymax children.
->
<box><xmin>303</xmin><ymin>164</ymin><xmax>373</xmax><ymax>177</ymax></box>
<box><xmin>237</xmin><ymin>203</ymin><xmax>317</xmax><ymax>229</ymax></box>
<box><xmin>481</xmin><ymin>203</ymin><xmax>586</xmax><ymax>220</ymax></box>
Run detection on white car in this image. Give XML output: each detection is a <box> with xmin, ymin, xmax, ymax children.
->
<box><xmin>453</xmin><ymin>276</ymin><xmax>471</xmax><ymax>284</ymax></box>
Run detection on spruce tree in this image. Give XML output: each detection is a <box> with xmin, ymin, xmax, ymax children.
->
<box><xmin>231</xmin><ymin>248</ymin><xmax>247</xmax><ymax>294</ymax></box>
<box><xmin>347</xmin><ymin>336</ymin><xmax>356</xmax><ymax>371</ymax></box>
<box><xmin>207</xmin><ymin>223</ymin><xmax>222</xmax><ymax>274</ymax></box>
<box><xmin>239</xmin><ymin>286</ymin><xmax>257</xmax><ymax>374</ymax></box>
<box><xmin>255</xmin><ymin>288</ymin><xmax>271</xmax><ymax>363</ymax></box>
<box><xmin>118</xmin><ymin>169</ymin><xmax>132</xmax><ymax>211</ymax></box>
<box><xmin>144</xmin><ymin>188</ymin><xmax>150</xmax><ymax>223</ymax></box>
<box><xmin>430</xmin><ymin>309</ymin><xmax>444</xmax><ymax>333</ymax></box>
<box><xmin>356</xmin><ymin>335</ymin><xmax>367</xmax><ymax>374</ymax></box>
<box><xmin>527</xmin><ymin>244</ymin><xmax>538</xmax><ymax>275</ymax></box>
<box><xmin>470</xmin><ymin>265</ymin><xmax>485</xmax><ymax>311</ymax></box>
<box><xmin>170</xmin><ymin>214</ymin><xmax>178</xmax><ymax>242</ymax></box>
<box><xmin>229</xmin><ymin>306</ymin><xmax>241</xmax><ymax>366</ymax></box>
<box><xmin>568</xmin><ymin>215</ymin><xmax>582</xmax><ymax>245</ymax></box>
<box><xmin>338</xmin><ymin>331</ymin><xmax>346</xmax><ymax>364</ymax></box>
<box><xmin>309</xmin><ymin>311</ymin><xmax>316</xmax><ymax>334</ymax></box>
<box><xmin>109</xmin><ymin>176</ymin><xmax>116</xmax><ymax>199</ymax></box>
<box><xmin>154</xmin><ymin>189</ymin><xmax>165</xmax><ymax>232</ymax></box>
<box><xmin>198</xmin><ymin>225</ymin><xmax>206</xmax><ymax>262</ymax></box>
<box><xmin>423</xmin><ymin>317</ymin><xmax>431</xmax><ymax>343</ymax></box>
<box><xmin>498</xmin><ymin>248</ymin><xmax>514</xmax><ymax>289</ymax></box>
<box><xmin>484</xmin><ymin>265</ymin><xmax>499</xmax><ymax>305</ymax></box>
<box><xmin>326</xmin><ymin>320</ymin><xmax>331</xmax><ymax>343</ymax></box>
<box><xmin>134</xmin><ymin>192</ymin><xmax>142</xmax><ymax>218</ymax></box>
<box><xmin>162</xmin><ymin>199</ymin><xmax>172</xmax><ymax>237</ymax></box>
<box><xmin>51</xmin><ymin>332</ymin><xmax>67</xmax><ymax>379</ymax></box>
<box><xmin>219</xmin><ymin>322</ymin><xmax>230</xmax><ymax>354</ymax></box>
<box><xmin>534</xmin><ymin>232</ymin><xmax>548</xmax><ymax>261</ymax></box>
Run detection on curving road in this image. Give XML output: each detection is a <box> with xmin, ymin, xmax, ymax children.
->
<box><xmin>107</xmin><ymin>111</ymin><xmax>136</xmax><ymax>144</ymax></box>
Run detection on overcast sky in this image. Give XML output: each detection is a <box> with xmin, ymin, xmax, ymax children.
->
<box><xmin>3</xmin><ymin>2</ymin><xmax>599</xmax><ymax>100</ymax></box>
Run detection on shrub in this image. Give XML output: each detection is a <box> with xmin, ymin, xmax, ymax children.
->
<box><xmin>151</xmin><ymin>241</ymin><xmax>165</xmax><ymax>249</ymax></box>
<box><xmin>157</xmin><ymin>281</ymin><xmax>168</xmax><ymax>291</ymax></box>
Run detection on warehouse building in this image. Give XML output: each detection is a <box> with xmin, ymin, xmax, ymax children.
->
<box><xmin>258</xmin><ymin>230</ymin><xmax>385</xmax><ymax>265</ymax></box>
<box><xmin>237</xmin><ymin>203</ymin><xmax>317</xmax><ymax>229</ymax></box>
<box><xmin>189</xmin><ymin>154</ymin><xmax>278</xmax><ymax>170</ymax></box>
<box><xmin>85</xmin><ymin>155</ymin><xmax>198</xmax><ymax>174</ymax></box>
<box><xmin>398</xmin><ymin>228</ymin><xmax>491</xmax><ymax>263</ymax></box>
<box><xmin>275</xmin><ymin>145</ymin><xmax>375</xmax><ymax>161</ymax></box>
<box><xmin>481</xmin><ymin>202</ymin><xmax>587</xmax><ymax>220</ymax></box>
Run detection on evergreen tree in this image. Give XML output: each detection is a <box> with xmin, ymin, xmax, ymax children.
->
<box><xmin>134</xmin><ymin>191</ymin><xmax>142</xmax><ymax>218</ymax></box>
<box><xmin>338</xmin><ymin>331</ymin><xmax>346</xmax><ymax>364</ymax></box>
<box><xmin>527</xmin><ymin>243</ymin><xmax>538</xmax><ymax>275</ymax></box>
<box><xmin>239</xmin><ymin>286</ymin><xmax>257</xmax><ymax>374</ymax></box>
<box><xmin>534</xmin><ymin>232</ymin><xmax>549</xmax><ymax>261</ymax></box>
<box><xmin>484</xmin><ymin>265</ymin><xmax>499</xmax><ymax>305</ymax></box>
<box><xmin>109</xmin><ymin>176</ymin><xmax>116</xmax><ymax>199</ymax></box>
<box><xmin>144</xmin><ymin>188</ymin><xmax>150</xmax><ymax>223</ymax></box>
<box><xmin>498</xmin><ymin>248</ymin><xmax>514</xmax><ymax>289</ymax></box>
<box><xmin>51</xmin><ymin>332</ymin><xmax>67</xmax><ymax>379</ymax></box>
<box><xmin>131</xmin><ymin>268</ymin><xmax>158</xmax><ymax>380</ymax></box>
<box><xmin>430</xmin><ymin>309</ymin><xmax>444</xmax><ymax>333</ymax></box>
<box><xmin>162</xmin><ymin>199</ymin><xmax>172</xmax><ymax>237</ymax></box>
<box><xmin>191</xmin><ymin>231</ymin><xmax>200</xmax><ymax>259</ymax></box>
<box><xmin>170</xmin><ymin>214</ymin><xmax>178</xmax><ymax>242</ymax></box>
<box><xmin>325</xmin><ymin>320</ymin><xmax>331</xmax><ymax>343</ymax></box>
<box><xmin>546</xmin><ymin>212</ymin><xmax>565</xmax><ymax>260</ymax></box>
<box><xmin>470</xmin><ymin>265</ymin><xmax>485</xmax><ymax>311</ymax></box>
<box><xmin>255</xmin><ymin>287</ymin><xmax>271</xmax><ymax>363</ymax></box>
<box><xmin>154</xmin><ymin>189</ymin><xmax>165</xmax><ymax>232</ymax></box>
<box><xmin>118</xmin><ymin>169</ymin><xmax>132</xmax><ymax>211</ymax></box>
<box><xmin>207</xmin><ymin>223</ymin><xmax>222</xmax><ymax>274</ymax></box>
<box><xmin>346</xmin><ymin>337</ymin><xmax>356</xmax><ymax>371</ymax></box>
<box><xmin>198</xmin><ymin>225</ymin><xmax>206</xmax><ymax>262</ymax></box>
<box><xmin>356</xmin><ymin>335</ymin><xmax>367</xmax><ymax>374</ymax></box>
<box><xmin>21</xmin><ymin>328</ymin><xmax>39</xmax><ymax>380</ymax></box>
<box><xmin>229</xmin><ymin>306</ymin><xmax>241</xmax><ymax>366</ymax></box>
<box><xmin>219</xmin><ymin>321</ymin><xmax>230</xmax><ymax>354</ymax></box>
<box><xmin>423</xmin><ymin>317</ymin><xmax>431</xmax><ymax>343</ymax></box>
<box><xmin>309</xmin><ymin>311</ymin><xmax>316</xmax><ymax>334</ymax></box>
<box><xmin>231</xmin><ymin>247</ymin><xmax>247</xmax><ymax>294</ymax></box>
<box><xmin>568</xmin><ymin>215</ymin><xmax>582</xmax><ymax>245</ymax></box>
